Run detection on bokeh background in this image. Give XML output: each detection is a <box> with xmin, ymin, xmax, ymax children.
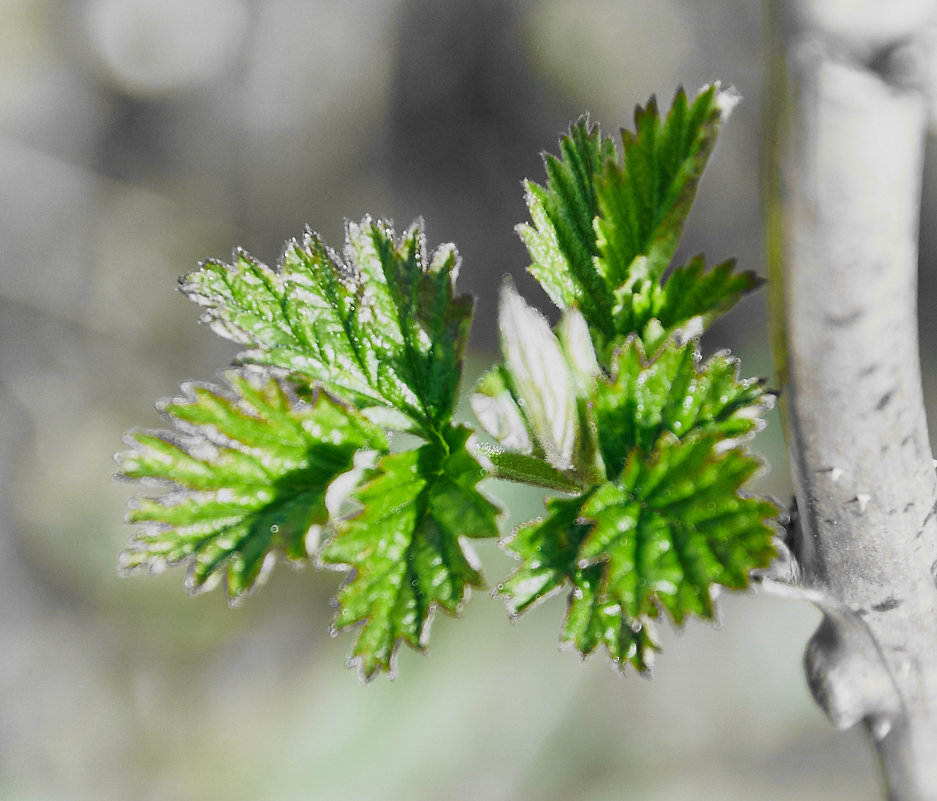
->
<box><xmin>7</xmin><ymin>1</ymin><xmax>937</xmax><ymax>799</ymax></box>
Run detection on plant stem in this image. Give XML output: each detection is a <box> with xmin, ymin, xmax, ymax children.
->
<box><xmin>476</xmin><ymin>445</ymin><xmax>582</xmax><ymax>493</ymax></box>
<box><xmin>767</xmin><ymin>2</ymin><xmax>937</xmax><ymax>797</ymax></box>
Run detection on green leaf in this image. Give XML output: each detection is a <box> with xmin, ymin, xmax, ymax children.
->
<box><xmin>500</xmin><ymin>493</ymin><xmax>590</xmax><ymax>616</ymax></box>
<box><xmin>517</xmin><ymin>118</ymin><xmax>618</xmax><ymax>339</ymax></box>
<box><xmin>563</xmin><ymin>562</ymin><xmax>659</xmax><ymax>672</ymax></box>
<box><xmin>122</xmin><ymin>215</ymin><xmax>503</xmax><ymax>676</ymax></box>
<box><xmin>611</xmin><ymin>255</ymin><xmax>763</xmax><ymax>353</ymax></box>
<box><xmin>118</xmin><ymin>372</ymin><xmax>387</xmax><ymax>601</ymax></box>
<box><xmin>579</xmin><ymin>436</ymin><xmax>777</xmax><ymax>622</ymax></box>
<box><xmin>592</xmin><ymin>335</ymin><xmax>771</xmax><ymax>477</ymax></box>
<box><xmin>500</xmin><ymin>492</ymin><xmax>658</xmax><ymax>672</ymax></box>
<box><xmin>651</xmin><ymin>256</ymin><xmax>763</xmax><ymax>337</ymax></box>
<box><xmin>518</xmin><ymin>85</ymin><xmax>755</xmax><ymax>361</ymax></box>
<box><xmin>595</xmin><ymin>85</ymin><xmax>735</xmax><ymax>288</ymax></box>
<box><xmin>319</xmin><ymin>425</ymin><xmax>500</xmax><ymax>680</ymax></box>
<box><xmin>501</xmin><ymin>434</ymin><xmax>776</xmax><ymax>672</ymax></box>
<box><xmin>181</xmin><ymin>216</ymin><xmax>473</xmax><ymax>434</ymax></box>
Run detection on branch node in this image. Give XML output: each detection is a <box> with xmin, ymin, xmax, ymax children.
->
<box><xmin>804</xmin><ymin>612</ymin><xmax>903</xmax><ymax>734</ymax></box>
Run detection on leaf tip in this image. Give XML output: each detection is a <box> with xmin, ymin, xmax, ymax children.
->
<box><xmin>713</xmin><ymin>82</ymin><xmax>742</xmax><ymax>119</ymax></box>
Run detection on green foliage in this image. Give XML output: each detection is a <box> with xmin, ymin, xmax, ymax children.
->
<box><xmin>320</xmin><ymin>426</ymin><xmax>499</xmax><ymax>679</ymax></box>
<box><xmin>182</xmin><ymin>216</ymin><xmax>472</xmax><ymax>435</ymax></box>
<box><xmin>120</xmin><ymin>218</ymin><xmax>496</xmax><ymax>678</ymax></box>
<box><xmin>501</xmin><ymin>436</ymin><xmax>776</xmax><ymax>672</ymax></box>
<box><xmin>592</xmin><ymin>336</ymin><xmax>769</xmax><ymax>476</ymax></box>
<box><xmin>518</xmin><ymin>120</ymin><xmax>618</xmax><ymax>340</ymax></box>
<box><xmin>479</xmin><ymin>84</ymin><xmax>777</xmax><ymax>671</ymax></box>
<box><xmin>484</xmin><ymin>322</ymin><xmax>777</xmax><ymax>672</ymax></box>
<box><xmin>517</xmin><ymin>85</ymin><xmax>760</xmax><ymax>358</ymax></box>
<box><xmin>119</xmin><ymin>83</ymin><xmax>778</xmax><ymax>680</ymax></box>
<box><xmin>472</xmin><ymin>286</ymin><xmax>602</xmax><ymax>483</ymax></box>
<box><xmin>119</xmin><ymin>372</ymin><xmax>386</xmax><ymax>600</ymax></box>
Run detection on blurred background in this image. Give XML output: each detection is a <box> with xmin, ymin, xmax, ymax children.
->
<box><xmin>7</xmin><ymin>1</ymin><xmax>937</xmax><ymax>798</ymax></box>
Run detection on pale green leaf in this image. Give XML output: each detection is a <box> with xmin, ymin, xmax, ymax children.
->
<box><xmin>118</xmin><ymin>372</ymin><xmax>386</xmax><ymax>601</ymax></box>
<box><xmin>473</xmin><ymin>285</ymin><xmax>605</xmax><ymax>486</ymax></box>
<box><xmin>181</xmin><ymin>216</ymin><xmax>473</xmax><ymax>434</ymax></box>
<box><xmin>497</xmin><ymin>282</ymin><xmax>578</xmax><ymax>470</ymax></box>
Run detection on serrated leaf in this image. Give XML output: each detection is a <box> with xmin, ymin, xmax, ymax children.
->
<box><xmin>319</xmin><ymin>426</ymin><xmax>499</xmax><ymax>680</ymax></box>
<box><xmin>595</xmin><ymin>85</ymin><xmax>735</xmax><ymax>288</ymax></box>
<box><xmin>592</xmin><ymin>335</ymin><xmax>771</xmax><ymax>476</ymax></box>
<box><xmin>500</xmin><ymin>493</ymin><xmax>592</xmax><ymax>617</ymax></box>
<box><xmin>652</xmin><ymin>256</ymin><xmax>763</xmax><ymax>338</ymax></box>
<box><xmin>578</xmin><ymin>435</ymin><xmax>777</xmax><ymax>622</ymax></box>
<box><xmin>563</xmin><ymin>563</ymin><xmax>659</xmax><ymax>672</ymax></box>
<box><xmin>118</xmin><ymin>372</ymin><xmax>387</xmax><ymax>600</ymax></box>
<box><xmin>518</xmin><ymin>86</ymin><xmax>754</xmax><ymax>361</ymax></box>
<box><xmin>501</xmin><ymin>492</ymin><xmax>659</xmax><ymax>672</ymax></box>
<box><xmin>501</xmin><ymin>434</ymin><xmax>775</xmax><ymax>671</ymax></box>
<box><xmin>517</xmin><ymin>118</ymin><xmax>618</xmax><ymax>338</ymax></box>
<box><xmin>181</xmin><ymin>216</ymin><xmax>473</xmax><ymax>434</ymax></box>
<box><xmin>611</xmin><ymin>255</ymin><xmax>763</xmax><ymax>353</ymax></box>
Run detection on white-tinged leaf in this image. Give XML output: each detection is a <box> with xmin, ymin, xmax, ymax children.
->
<box><xmin>498</xmin><ymin>282</ymin><xmax>577</xmax><ymax>470</ymax></box>
<box><xmin>470</xmin><ymin>373</ymin><xmax>533</xmax><ymax>454</ymax></box>
<box><xmin>557</xmin><ymin>306</ymin><xmax>601</xmax><ymax>393</ymax></box>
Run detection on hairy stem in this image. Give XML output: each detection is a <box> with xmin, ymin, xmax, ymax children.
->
<box><xmin>767</xmin><ymin>2</ymin><xmax>937</xmax><ymax>798</ymax></box>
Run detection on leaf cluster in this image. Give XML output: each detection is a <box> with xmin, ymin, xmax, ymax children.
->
<box><xmin>118</xmin><ymin>84</ymin><xmax>777</xmax><ymax>679</ymax></box>
<box><xmin>475</xmin><ymin>85</ymin><xmax>776</xmax><ymax>672</ymax></box>
<box><xmin>120</xmin><ymin>217</ymin><xmax>498</xmax><ymax>679</ymax></box>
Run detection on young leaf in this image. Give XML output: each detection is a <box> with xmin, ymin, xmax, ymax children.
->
<box><xmin>472</xmin><ymin>283</ymin><xmax>604</xmax><ymax>485</ymax></box>
<box><xmin>120</xmin><ymin>215</ymin><xmax>505</xmax><ymax>677</ymax></box>
<box><xmin>578</xmin><ymin>436</ymin><xmax>776</xmax><ymax>622</ymax></box>
<box><xmin>595</xmin><ymin>85</ymin><xmax>738</xmax><ymax>288</ymax></box>
<box><xmin>181</xmin><ymin>216</ymin><xmax>473</xmax><ymax>434</ymax></box>
<box><xmin>493</xmin><ymin>282</ymin><xmax>578</xmax><ymax>470</ymax></box>
<box><xmin>498</xmin><ymin>491</ymin><xmax>658</xmax><ymax>670</ymax></box>
<box><xmin>118</xmin><ymin>372</ymin><xmax>387</xmax><ymax>601</ymax></box>
<box><xmin>516</xmin><ymin>119</ymin><xmax>618</xmax><ymax>338</ymax></box>
<box><xmin>471</xmin><ymin>365</ymin><xmax>533</xmax><ymax>455</ymax></box>
<box><xmin>518</xmin><ymin>85</ymin><xmax>755</xmax><ymax>359</ymax></box>
<box><xmin>501</xmin><ymin>434</ymin><xmax>776</xmax><ymax>672</ymax></box>
<box><xmin>319</xmin><ymin>426</ymin><xmax>499</xmax><ymax>680</ymax></box>
<box><xmin>592</xmin><ymin>335</ymin><xmax>771</xmax><ymax>476</ymax></box>
<box><xmin>651</xmin><ymin>256</ymin><xmax>763</xmax><ymax>338</ymax></box>
<box><xmin>612</xmin><ymin>255</ymin><xmax>763</xmax><ymax>353</ymax></box>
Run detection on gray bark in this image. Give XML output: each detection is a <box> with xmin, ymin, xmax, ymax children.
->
<box><xmin>767</xmin><ymin>2</ymin><xmax>937</xmax><ymax>798</ymax></box>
